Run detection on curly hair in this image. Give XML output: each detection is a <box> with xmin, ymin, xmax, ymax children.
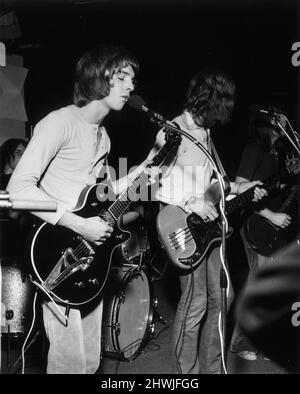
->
<box><xmin>0</xmin><ymin>138</ymin><xmax>28</xmax><ymax>174</ymax></box>
<box><xmin>183</xmin><ymin>67</ymin><xmax>236</xmax><ymax>129</ymax></box>
<box><xmin>73</xmin><ymin>44</ymin><xmax>139</xmax><ymax>107</ymax></box>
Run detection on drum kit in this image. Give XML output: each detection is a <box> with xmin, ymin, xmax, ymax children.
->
<box><xmin>1</xmin><ymin>258</ymin><xmax>34</xmax><ymax>337</ymax></box>
<box><xmin>102</xmin><ymin>206</ymin><xmax>167</xmax><ymax>362</ymax></box>
<box><xmin>1</xmin><ymin>202</ymin><xmax>167</xmax><ymax>368</ymax></box>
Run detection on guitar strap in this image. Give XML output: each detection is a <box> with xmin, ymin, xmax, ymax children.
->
<box><xmin>210</xmin><ymin>139</ymin><xmax>230</xmax><ymax>187</ymax></box>
<box><xmin>96</xmin><ymin>155</ymin><xmax>113</xmax><ymax>186</ymax></box>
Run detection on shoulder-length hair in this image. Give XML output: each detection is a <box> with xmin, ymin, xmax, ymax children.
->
<box><xmin>183</xmin><ymin>67</ymin><xmax>236</xmax><ymax>129</ymax></box>
<box><xmin>0</xmin><ymin>138</ymin><xmax>28</xmax><ymax>174</ymax></box>
<box><xmin>248</xmin><ymin>107</ymin><xmax>282</xmax><ymax>152</ymax></box>
<box><xmin>73</xmin><ymin>45</ymin><xmax>139</xmax><ymax>107</ymax></box>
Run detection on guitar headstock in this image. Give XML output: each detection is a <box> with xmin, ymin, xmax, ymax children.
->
<box><xmin>164</xmin><ymin>123</ymin><xmax>182</xmax><ymax>146</ymax></box>
<box><xmin>286</xmin><ymin>155</ymin><xmax>300</xmax><ymax>175</ymax></box>
<box><xmin>265</xmin><ymin>105</ymin><xmax>287</xmax><ymax>128</ymax></box>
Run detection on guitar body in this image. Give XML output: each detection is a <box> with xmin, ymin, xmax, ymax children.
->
<box><xmin>244</xmin><ymin>213</ymin><xmax>289</xmax><ymax>257</ymax></box>
<box><xmin>157</xmin><ymin>205</ymin><xmax>233</xmax><ymax>270</ymax></box>
<box><xmin>28</xmin><ymin>181</ymin><xmax>130</xmax><ymax>306</ymax></box>
<box><xmin>244</xmin><ymin>185</ymin><xmax>299</xmax><ymax>257</ymax></box>
<box><xmin>28</xmin><ymin>132</ymin><xmax>183</xmax><ymax>305</ymax></box>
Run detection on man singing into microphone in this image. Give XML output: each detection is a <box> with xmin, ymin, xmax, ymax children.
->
<box><xmin>146</xmin><ymin>68</ymin><xmax>267</xmax><ymax>374</ymax></box>
<box><xmin>7</xmin><ymin>45</ymin><xmax>149</xmax><ymax>374</ymax></box>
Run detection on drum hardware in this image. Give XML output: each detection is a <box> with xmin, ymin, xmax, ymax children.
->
<box><xmin>153</xmin><ymin>306</ymin><xmax>168</xmax><ymax>327</ymax></box>
<box><xmin>149</xmin><ymin>322</ymin><xmax>155</xmax><ymax>336</ymax></box>
<box><xmin>6</xmin><ymin>309</ymin><xmax>14</xmax><ymax>321</ymax></box>
<box><xmin>152</xmin><ymin>297</ymin><xmax>168</xmax><ymax>327</ymax></box>
<box><xmin>102</xmin><ymin>265</ymin><xmax>154</xmax><ymax>362</ymax></box>
<box><xmin>116</xmin><ymin>291</ymin><xmax>126</xmax><ymax>304</ymax></box>
<box><xmin>146</xmin><ymin>248</ymin><xmax>169</xmax><ymax>282</ymax></box>
<box><xmin>1</xmin><ymin>261</ymin><xmax>34</xmax><ymax>337</ymax></box>
<box><xmin>0</xmin><ymin>259</ymin><xmax>44</xmax><ymax>373</ymax></box>
<box><xmin>0</xmin><ymin>195</ymin><xmax>55</xmax><ymax>373</ymax></box>
<box><xmin>4</xmin><ymin>309</ymin><xmax>14</xmax><ymax>370</ymax></box>
<box><xmin>4</xmin><ymin>329</ymin><xmax>43</xmax><ymax>374</ymax></box>
<box><xmin>106</xmin><ymin>322</ymin><xmax>121</xmax><ymax>336</ymax></box>
<box><xmin>0</xmin><ymin>191</ymin><xmax>57</xmax><ymax>212</ymax></box>
<box><xmin>117</xmin><ymin>221</ymin><xmax>151</xmax><ymax>265</ymax></box>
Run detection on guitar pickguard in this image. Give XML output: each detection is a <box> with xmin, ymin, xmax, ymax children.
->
<box><xmin>178</xmin><ymin>214</ymin><xmax>232</xmax><ymax>268</ymax></box>
<box><xmin>157</xmin><ymin>205</ymin><xmax>233</xmax><ymax>270</ymax></box>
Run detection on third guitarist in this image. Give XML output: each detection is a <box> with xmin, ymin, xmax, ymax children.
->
<box><xmin>230</xmin><ymin>105</ymin><xmax>299</xmax><ymax>361</ymax></box>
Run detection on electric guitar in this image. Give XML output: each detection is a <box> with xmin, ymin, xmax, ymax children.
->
<box><xmin>27</xmin><ymin>131</ymin><xmax>181</xmax><ymax>306</ymax></box>
<box><xmin>244</xmin><ymin>184</ymin><xmax>299</xmax><ymax>256</ymax></box>
<box><xmin>157</xmin><ymin>175</ymin><xmax>279</xmax><ymax>270</ymax></box>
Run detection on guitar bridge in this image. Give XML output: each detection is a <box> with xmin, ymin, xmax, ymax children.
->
<box><xmin>44</xmin><ymin>239</ymin><xmax>95</xmax><ymax>290</ymax></box>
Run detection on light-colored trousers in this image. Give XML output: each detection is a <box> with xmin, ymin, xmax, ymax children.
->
<box><xmin>42</xmin><ymin>299</ymin><xmax>103</xmax><ymax>374</ymax></box>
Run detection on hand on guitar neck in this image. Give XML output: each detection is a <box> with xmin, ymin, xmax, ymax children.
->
<box><xmin>186</xmin><ymin>179</ymin><xmax>268</xmax><ymax>222</ymax></box>
<box><xmin>233</xmin><ymin>180</ymin><xmax>268</xmax><ymax>201</ymax></box>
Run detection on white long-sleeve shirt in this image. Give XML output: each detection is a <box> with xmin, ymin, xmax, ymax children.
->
<box><xmin>7</xmin><ymin>105</ymin><xmax>111</xmax><ymax>224</ymax></box>
<box><xmin>147</xmin><ymin>111</ymin><xmax>213</xmax><ymax>209</ymax></box>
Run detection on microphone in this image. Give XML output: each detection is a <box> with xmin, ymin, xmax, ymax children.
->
<box><xmin>259</xmin><ymin>108</ymin><xmax>283</xmax><ymax>117</ymax></box>
<box><xmin>127</xmin><ymin>94</ymin><xmax>148</xmax><ymax>112</ymax></box>
<box><xmin>249</xmin><ymin>104</ymin><xmax>283</xmax><ymax>117</ymax></box>
<box><xmin>128</xmin><ymin>94</ymin><xmax>174</xmax><ymax>127</ymax></box>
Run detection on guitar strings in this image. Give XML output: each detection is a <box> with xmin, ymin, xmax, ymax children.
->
<box><xmin>172</xmin><ymin>235</ymin><xmax>194</xmax><ymax>250</ymax></box>
<box><xmin>109</xmin><ymin>143</ymin><xmax>177</xmax><ymax>219</ymax></box>
<box><xmin>66</xmin><ymin>241</ymin><xmax>93</xmax><ymax>262</ymax></box>
<box><xmin>170</xmin><ymin>228</ymin><xmax>194</xmax><ymax>249</ymax></box>
<box><xmin>109</xmin><ymin>172</ymin><xmax>150</xmax><ymax>218</ymax></box>
<box><xmin>59</xmin><ymin>173</ymin><xmax>153</xmax><ymax>264</ymax></box>
<box><xmin>169</xmin><ymin>187</ymin><xmax>258</xmax><ymax>249</ymax></box>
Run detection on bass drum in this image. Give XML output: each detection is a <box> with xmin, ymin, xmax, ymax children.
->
<box><xmin>102</xmin><ymin>265</ymin><xmax>154</xmax><ymax>361</ymax></box>
<box><xmin>1</xmin><ymin>258</ymin><xmax>34</xmax><ymax>336</ymax></box>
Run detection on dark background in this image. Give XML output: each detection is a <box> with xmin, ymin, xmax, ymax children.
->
<box><xmin>1</xmin><ymin>2</ymin><xmax>299</xmax><ymax>369</ymax></box>
<box><xmin>2</xmin><ymin>0</ymin><xmax>299</xmax><ymax>178</ymax></box>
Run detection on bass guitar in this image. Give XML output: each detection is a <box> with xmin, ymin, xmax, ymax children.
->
<box><xmin>157</xmin><ymin>175</ymin><xmax>278</xmax><ymax>270</ymax></box>
<box><xmin>244</xmin><ymin>184</ymin><xmax>299</xmax><ymax>256</ymax></box>
<box><xmin>28</xmin><ymin>131</ymin><xmax>181</xmax><ymax>306</ymax></box>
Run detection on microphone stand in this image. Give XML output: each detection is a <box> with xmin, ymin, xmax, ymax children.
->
<box><xmin>0</xmin><ymin>190</ymin><xmax>57</xmax><ymax>212</ymax></box>
<box><xmin>274</xmin><ymin>118</ymin><xmax>300</xmax><ymax>156</ymax></box>
<box><xmin>147</xmin><ymin>114</ymin><xmax>229</xmax><ymax>374</ymax></box>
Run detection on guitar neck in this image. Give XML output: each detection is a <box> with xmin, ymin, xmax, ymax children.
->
<box><xmin>279</xmin><ymin>185</ymin><xmax>299</xmax><ymax>213</ymax></box>
<box><xmin>225</xmin><ymin>174</ymin><xmax>278</xmax><ymax>215</ymax></box>
<box><xmin>108</xmin><ymin>136</ymin><xmax>180</xmax><ymax>220</ymax></box>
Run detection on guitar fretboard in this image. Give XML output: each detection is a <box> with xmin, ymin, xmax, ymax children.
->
<box><xmin>108</xmin><ymin>136</ymin><xmax>180</xmax><ymax>221</ymax></box>
<box><xmin>225</xmin><ymin>174</ymin><xmax>279</xmax><ymax>216</ymax></box>
<box><xmin>279</xmin><ymin>185</ymin><xmax>299</xmax><ymax>213</ymax></box>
